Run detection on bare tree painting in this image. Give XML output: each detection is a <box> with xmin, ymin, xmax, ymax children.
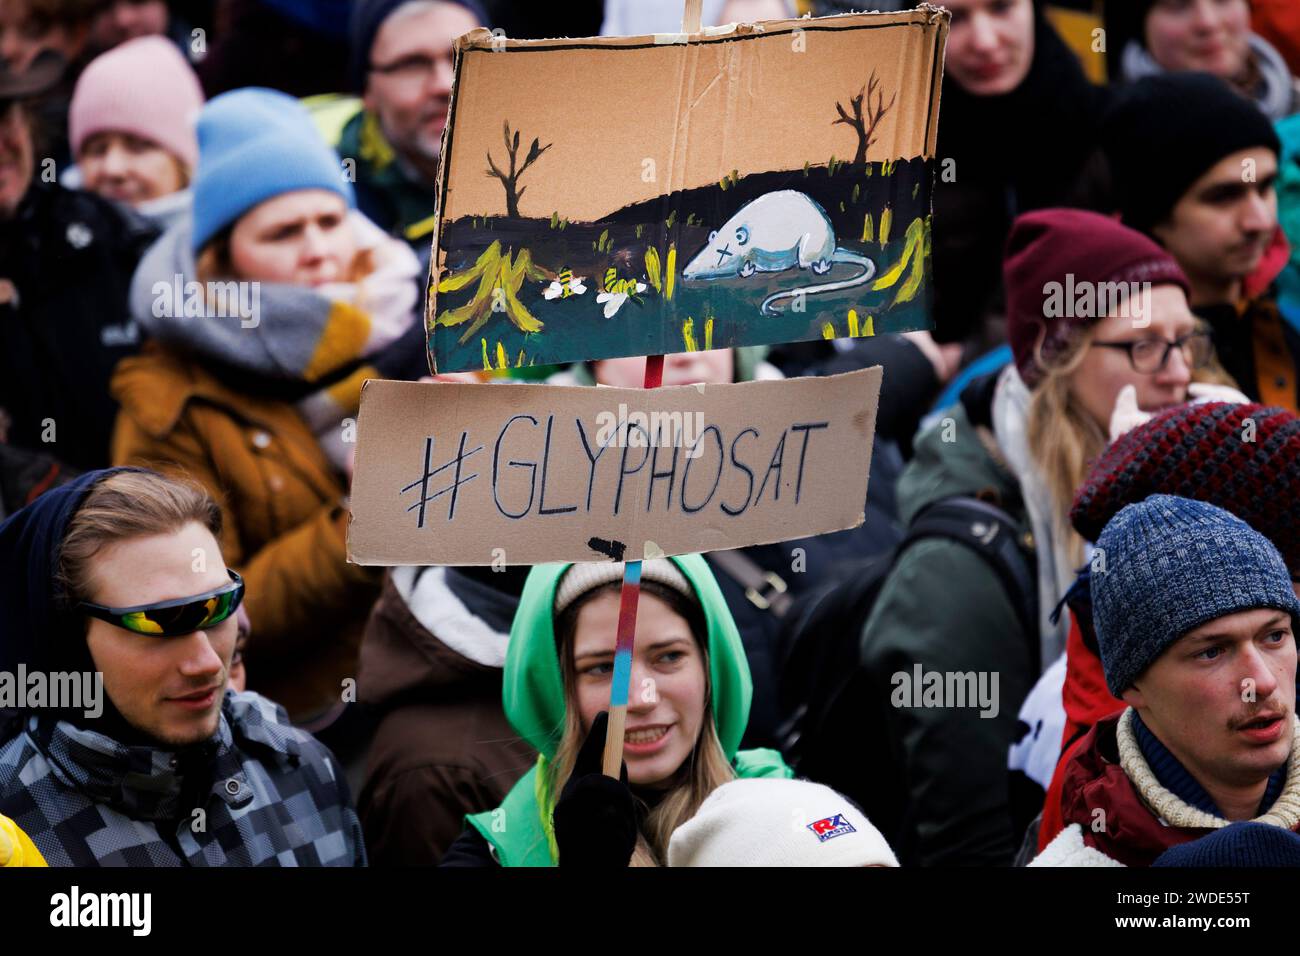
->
<box><xmin>486</xmin><ymin>121</ymin><xmax>553</xmax><ymax>218</ymax></box>
<box><xmin>833</xmin><ymin>69</ymin><xmax>897</xmax><ymax>165</ymax></box>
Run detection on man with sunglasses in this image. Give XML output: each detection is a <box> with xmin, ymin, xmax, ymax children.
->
<box><xmin>0</xmin><ymin>467</ymin><xmax>366</xmax><ymax>866</ymax></box>
<box><xmin>326</xmin><ymin>0</ymin><xmax>484</xmax><ymax>250</ymax></box>
<box><xmin>1103</xmin><ymin>71</ymin><xmax>1299</xmax><ymax>413</ymax></box>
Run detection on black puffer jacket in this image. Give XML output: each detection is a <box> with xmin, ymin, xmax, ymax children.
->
<box><xmin>932</xmin><ymin>13</ymin><xmax>1111</xmax><ymax>346</ymax></box>
<box><xmin>0</xmin><ymin>183</ymin><xmax>156</xmax><ymax>472</ymax></box>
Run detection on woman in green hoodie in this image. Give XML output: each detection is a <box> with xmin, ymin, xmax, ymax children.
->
<box><xmin>441</xmin><ymin>555</ymin><xmax>791</xmax><ymax>867</ymax></box>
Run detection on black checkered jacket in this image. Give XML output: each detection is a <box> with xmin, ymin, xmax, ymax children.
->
<box><xmin>0</xmin><ymin>690</ymin><xmax>366</xmax><ymax>866</ymax></box>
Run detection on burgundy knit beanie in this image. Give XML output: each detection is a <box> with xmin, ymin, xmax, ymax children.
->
<box><xmin>1071</xmin><ymin>402</ymin><xmax>1300</xmax><ymax>571</ymax></box>
<box><xmin>1003</xmin><ymin>208</ymin><xmax>1190</xmax><ymax>389</ymax></box>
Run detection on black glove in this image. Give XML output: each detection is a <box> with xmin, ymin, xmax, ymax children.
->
<box><xmin>552</xmin><ymin>711</ymin><xmax>643</xmax><ymax>868</ymax></box>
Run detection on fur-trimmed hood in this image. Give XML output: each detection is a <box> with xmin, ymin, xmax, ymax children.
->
<box><xmin>1035</xmin><ymin>707</ymin><xmax>1300</xmax><ymax>866</ymax></box>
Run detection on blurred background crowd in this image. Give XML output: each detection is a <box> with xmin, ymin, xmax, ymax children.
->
<box><xmin>3</xmin><ymin>0</ymin><xmax>1300</xmax><ymax>868</ymax></box>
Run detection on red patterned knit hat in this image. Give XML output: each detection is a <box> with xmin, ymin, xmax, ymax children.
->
<box><xmin>1071</xmin><ymin>402</ymin><xmax>1300</xmax><ymax>570</ymax></box>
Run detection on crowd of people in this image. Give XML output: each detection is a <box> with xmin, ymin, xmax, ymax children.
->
<box><xmin>3</xmin><ymin>0</ymin><xmax>1300</xmax><ymax>869</ymax></box>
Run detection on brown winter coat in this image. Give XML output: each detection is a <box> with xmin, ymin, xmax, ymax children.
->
<box><xmin>109</xmin><ymin>342</ymin><xmax>382</xmax><ymax>719</ymax></box>
<box><xmin>358</xmin><ymin>567</ymin><xmax>536</xmax><ymax>866</ymax></box>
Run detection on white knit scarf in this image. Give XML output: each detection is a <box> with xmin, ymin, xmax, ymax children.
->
<box><xmin>990</xmin><ymin>364</ymin><xmax>1073</xmax><ymax>670</ymax></box>
<box><xmin>1117</xmin><ymin>707</ymin><xmax>1300</xmax><ymax>831</ymax></box>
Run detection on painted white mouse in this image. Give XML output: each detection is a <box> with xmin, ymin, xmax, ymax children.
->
<box><xmin>681</xmin><ymin>190</ymin><xmax>876</xmax><ymax>316</ymax></box>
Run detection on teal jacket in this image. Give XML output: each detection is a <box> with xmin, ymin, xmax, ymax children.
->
<box><xmin>1275</xmin><ymin>113</ymin><xmax>1300</xmax><ymax>332</ymax></box>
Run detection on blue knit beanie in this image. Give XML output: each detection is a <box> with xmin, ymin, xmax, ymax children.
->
<box><xmin>1153</xmin><ymin>822</ymin><xmax>1300</xmax><ymax>867</ymax></box>
<box><xmin>1091</xmin><ymin>495</ymin><xmax>1300</xmax><ymax>696</ymax></box>
<box><xmin>191</xmin><ymin>88</ymin><xmax>355</xmax><ymax>254</ymax></box>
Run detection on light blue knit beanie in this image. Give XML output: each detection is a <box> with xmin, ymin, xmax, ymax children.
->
<box><xmin>191</xmin><ymin>87</ymin><xmax>355</xmax><ymax>253</ymax></box>
<box><xmin>1092</xmin><ymin>494</ymin><xmax>1300</xmax><ymax>696</ymax></box>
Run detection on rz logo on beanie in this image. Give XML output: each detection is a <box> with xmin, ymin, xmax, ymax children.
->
<box><xmin>807</xmin><ymin>814</ymin><xmax>856</xmax><ymax>843</ymax></box>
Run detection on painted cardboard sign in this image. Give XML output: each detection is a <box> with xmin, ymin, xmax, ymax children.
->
<box><xmin>346</xmin><ymin>367</ymin><xmax>881</xmax><ymax>565</ymax></box>
<box><xmin>428</xmin><ymin>7</ymin><xmax>948</xmax><ymax>373</ymax></box>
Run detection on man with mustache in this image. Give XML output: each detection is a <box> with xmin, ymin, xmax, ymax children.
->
<box><xmin>1103</xmin><ymin>71</ymin><xmax>1299</xmax><ymax>413</ymax></box>
<box><xmin>334</xmin><ymin>0</ymin><xmax>483</xmax><ymax>252</ymax></box>
<box><xmin>1032</xmin><ymin>495</ymin><xmax>1300</xmax><ymax>867</ymax></box>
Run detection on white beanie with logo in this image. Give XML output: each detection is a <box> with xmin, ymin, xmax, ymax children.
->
<box><xmin>667</xmin><ymin>778</ymin><xmax>899</xmax><ymax>867</ymax></box>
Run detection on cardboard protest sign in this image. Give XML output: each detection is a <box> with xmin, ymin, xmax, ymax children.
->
<box><xmin>428</xmin><ymin>7</ymin><xmax>948</xmax><ymax>373</ymax></box>
<box><xmin>346</xmin><ymin>366</ymin><xmax>881</xmax><ymax>566</ymax></box>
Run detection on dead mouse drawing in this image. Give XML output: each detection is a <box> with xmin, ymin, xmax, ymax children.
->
<box><xmin>682</xmin><ymin>190</ymin><xmax>876</xmax><ymax>316</ymax></box>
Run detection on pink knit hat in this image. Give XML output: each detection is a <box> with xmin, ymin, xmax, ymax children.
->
<box><xmin>69</xmin><ymin>37</ymin><xmax>204</xmax><ymax>171</ymax></box>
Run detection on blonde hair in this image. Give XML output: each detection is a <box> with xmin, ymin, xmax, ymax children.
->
<box><xmin>550</xmin><ymin>580</ymin><xmax>735</xmax><ymax>867</ymax></box>
<box><xmin>57</xmin><ymin>470</ymin><xmax>222</xmax><ymax>606</ymax></box>
<box><xmin>1025</xmin><ymin>322</ymin><xmax>1236</xmax><ymax>566</ymax></box>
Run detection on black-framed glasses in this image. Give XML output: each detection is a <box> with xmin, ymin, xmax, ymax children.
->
<box><xmin>1090</xmin><ymin>332</ymin><xmax>1214</xmax><ymax>373</ymax></box>
<box><xmin>79</xmin><ymin>569</ymin><xmax>245</xmax><ymax>637</ymax></box>
<box><xmin>368</xmin><ymin>52</ymin><xmax>449</xmax><ymax>82</ymax></box>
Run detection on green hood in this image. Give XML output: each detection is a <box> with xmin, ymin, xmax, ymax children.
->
<box><xmin>468</xmin><ymin>554</ymin><xmax>790</xmax><ymax>866</ymax></box>
<box><xmin>503</xmin><ymin>553</ymin><xmax>752</xmax><ymax>760</ymax></box>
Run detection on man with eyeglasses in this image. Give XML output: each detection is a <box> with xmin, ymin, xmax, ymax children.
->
<box><xmin>1103</xmin><ymin>71</ymin><xmax>1299</xmax><ymax>413</ymax></box>
<box><xmin>0</xmin><ymin>467</ymin><xmax>366</xmax><ymax>866</ymax></box>
<box><xmin>335</xmin><ymin>0</ymin><xmax>484</xmax><ymax>250</ymax></box>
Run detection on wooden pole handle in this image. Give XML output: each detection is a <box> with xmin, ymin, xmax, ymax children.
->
<box><xmin>682</xmin><ymin>0</ymin><xmax>703</xmax><ymax>34</ymax></box>
<box><xmin>600</xmin><ymin>356</ymin><xmax>663</xmax><ymax>779</ymax></box>
<box><xmin>602</xmin><ymin>707</ymin><xmax>628</xmax><ymax>778</ymax></box>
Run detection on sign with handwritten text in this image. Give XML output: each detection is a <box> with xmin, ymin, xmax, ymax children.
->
<box><xmin>347</xmin><ymin>368</ymin><xmax>880</xmax><ymax>565</ymax></box>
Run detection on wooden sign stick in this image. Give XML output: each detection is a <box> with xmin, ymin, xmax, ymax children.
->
<box><xmin>600</xmin><ymin>0</ymin><xmax>702</xmax><ymax>779</ymax></box>
<box><xmin>602</xmin><ymin>354</ymin><xmax>664</xmax><ymax>777</ymax></box>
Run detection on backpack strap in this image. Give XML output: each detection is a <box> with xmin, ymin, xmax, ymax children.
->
<box><xmin>902</xmin><ymin>496</ymin><xmax>1039</xmax><ymax>654</ymax></box>
<box><xmin>776</xmin><ymin>496</ymin><xmax>1037</xmax><ymax>764</ymax></box>
<box><xmin>708</xmin><ymin>549</ymin><xmax>793</xmax><ymax>618</ymax></box>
